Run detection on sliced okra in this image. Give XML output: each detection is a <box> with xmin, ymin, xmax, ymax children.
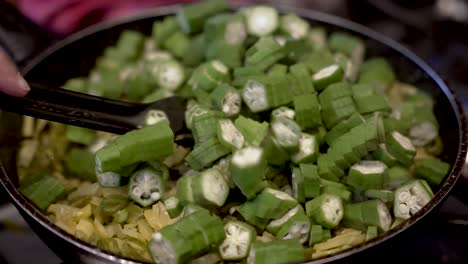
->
<box><xmin>271</xmin><ymin>116</ymin><xmax>302</xmax><ymax>153</ymax></box>
<box><xmin>163</xmin><ymin>196</ymin><xmax>183</xmax><ymax>218</ymax></box>
<box><xmin>354</xmin><ymin>94</ymin><xmax>391</xmax><ymax>114</ymax></box>
<box><xmin>289</xmin><ymin>63</ymin><xmax>315</xmax><ymax>95</ymax></box>
<box><xmin>217</xmin><ymin>119</ymin><xmax>245</xmax><ymax>150</ymax></box>
<box><xmin>185</xmin><ymin>138</ymin><xmax>231</xmax><ymax>171</ymax></box>
<box><xmin>268</xmin><ymin>64</ymin><xmax>288</xmax><ymax>77</ymax></box>
<box><xmin>192</xmin><ymin>168</ymin><xmax>230</xmax><ymax>207</ymax></box>
<box><xmin>294</xmin><ymin>93</ymin><xmax>322</xmax><ymax>130</ymax></box>
<box><xmin>366</xmin><ymin>226</ymin><xmax>378</xmax><ymax>241</ymax></box>
<box><xmin>238</xmin><ymin>201</ymin><xmax>270</xmax><ymax>229</ymax></box>
<box><xmin>275</xmin><ymin>209</ymin><xmax>311</xmax><ymax>244</ymax></box>
<box><xmin>209</xmin><ymin>84</ymin><xmax>242</xmax><ymax>117</ymax></box>
<box><xmin>266</xmin><ymin>205</ymin><xmax>304</xmax><ymax>234</ymax></box>
<box><xmin>291</xmin><ymin>133</ymin><xmax>319</xmax><ymax>164</ymax></box>
<box><xmin>321</xmin><ymin>185</ymin><xmax>352</xmax><ymax>202</ymax></box>
<box><xmin>359</xmin><ymin>57</ymin><xmax>395</xmax><ymax>93</ymax></box>
<box><xmin>309</xmin><ymin>225</ymin><xmax>330</xmax><ymax>246</ymax></box>
<box><xmin>144</xmin><ymin>110</ymin><xmax>169</xmax><ymax>126</ymax></box>
<box><xmin>311</xmin><ymin>64</ymin><xmax>344</xmax><ymax>91</ymax></box>
<box><xmin>206</xmin><ymin>40</ymin><xmax>245</xmax><ymax>68</ymax></box>
<box><xmin>213</xmin><ymin>156</ymin><xmax>236</xmax><ymax>189</ymax></box>
<box><xmin>305</xmin><ymin>194</ymin><xmax>344</xmax><ymax>229</ymax></box>
<box><xmin>300</xmin><ymin>164</ymin><xmax>321</xmax><ymax>199</ymax></box>
<box><xmin>218</xmin><ymin>220</ymin><xmax>256</xmax><ymax>260</ymax></box>
<box><xmin>176</xmin><ymin>175</ymin><xmax>195</xmax><ymax>204</ymax></box>
<box><xmin>245</xmin><ymin>6</ymin><xmax>279</xmax><ymax>37</ymax></box>
<box><xmin>342</xmin><ymin>200</ymin><xmax>392</xmax><ymax>232</ymax></box>
<box><xmin>321</xmin><ymin>96</ymin><xmax>357</xmax><ymax>129</ymax></box>
<box><xmin>251</xmin><ymin>188</ymin><xmax>299</xmax><ymax>219</ymax></box>
<box><xmin>384</xmin><ymin>166</ymin><xmax>412</xmax><ymax>190</ymax></box>
<box><xmin>271</xmin><ymin>106</ymin><xmax>296</xmax><ymax>121</ymax></box>
<box><xmin>414</xmin><ymin>158</ymin><xmax>450</xmax><ymax>186</ymax></box>
<box><xmin>129</xmin><ymin>164</ymin><xmax>168</xmax><ymax>207</ymax></box>
<box><xmin>176</xmin><ymin>0</ymin><xmax>229</xmax><ymax>34</ymax></box>
<box><xmin>306</xmin><ymin>27</ymin><xmax>327</xmax><ymax>49</ymax></box>
<box><xmin>185</xmin><ymin>101</ymin><xmax>210</xmax><ymax>130</ymax></box>
<box><xmin>372</xmin><ymin>143</ymin><xmax>398</xmax><ymax>167</ymax></box>
<box><xmin>386</xmin><ymin>131</ymin><xmax>416</xmax><ymax>167</ymax></box>
<box><xmin>230</xmin><ymin>147</ymin><xmax>267</xmax><ymax>199</ymax></box>
<box><xmin>351</xmin><ymin>83</ymin><xmax>376</xmax><ymax>98</ymax></box>
<box><xmin>188</xmin><ymin>60</ymin><xmax>230</xmax><ymax>93</ymax></box>
<box><xmin>242</xmin><ymin>76</ymin><xmax>292</xmax><ymax>113</ymax></box>
<box><xmin>18</xmin><ymin>175</ymin><xmax>65</xmax><ymax>211</ymax></box>
<box><xmin>96</xmin><ymin>163</ymin><xmax>137</xmax><ymax>187</ymax></box>
<box><xmin>247</xmin><ymin>239</ymin><xmax>305</xmax><ymax>264</ymax></box>
<box><xmin>152</xmin><ymin>16</ymin><xmax>179</xmax><ymax>47</ymax></box>
<box><xmin>346</xmin><ymin>160</ymin><xmax>387</xmax><ymax>190</ymax></box>
<box><xmin>318</xmin><ymin>81</ymin><xmax>352</xmax><ymax>105</ymax></box>
<box><xmin>153</xmin><ymin>60</ymin><xmax>185</xmax><ymax>91</ymax></box>
<box><xmin>324</xmin><ymin>112</ymin><xmax>365</xmax><ymax>146</ymax></box>
<box><xmin>365</xmin><ymin>189</ymin><xmax>394</xmax><ymax>203</ymax></box>
<box><xmin>280</xmin><ymin>14</ymin><xmax>310</xmax><ymax>39</ymax></box>
<box><xmin>162</xmin><ymin>31</ymin><xmax>190</xmax><ymax>58</ymax></box>
<box><xmin>66</xmin><ymin>125</ymin><xmax>96</xmax><ymax>145</ymax></box>
<box><xmin>234</xmin><ymin>115</ymin><xmax>269</xmax><ymax>147</ymax></box>
<box><xmin>291</xmin><ymin>167</ymin><xmax>305</xmax><ymax>203</ymax></box>
<box><xmin>262</xmin><ymin>135</ymin><xmax>290</xmax><ymax>166</ymax></box>
<box><xmin>192</xmin><ymin>111</ymin><xmax>222</xmax><ymax>144</ymax></box>
<box><xmin>394</xmin><ymin>179</ymin><xmax>434</xmax><ymax>219</ymax></box>
<box><xmin>204</xmin><ymin>13</ymin><xmax>247</xmax><ymax>45</ymax></box>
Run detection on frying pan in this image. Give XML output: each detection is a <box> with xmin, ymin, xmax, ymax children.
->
<box><xmin>0</xmin><ymin>3</ymin><xmax>466</xmax><ymax>264</ymax></box>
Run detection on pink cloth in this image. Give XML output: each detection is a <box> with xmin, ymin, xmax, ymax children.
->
<box><xmin>18</xmin><ymin>0</ymin><xmax>247</xmax><ymax>35</ymax></box>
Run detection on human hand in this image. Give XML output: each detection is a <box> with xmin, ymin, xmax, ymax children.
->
<box><xmin>0</xmin><ymin>48</ymin><xmax>30</xmax><ymax>97</ymax></box>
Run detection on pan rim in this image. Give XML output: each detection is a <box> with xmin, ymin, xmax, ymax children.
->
<box><xmin>1</xmin><ymin>3</ymin><xmax>466</xmax><ymax>264</ymax></box>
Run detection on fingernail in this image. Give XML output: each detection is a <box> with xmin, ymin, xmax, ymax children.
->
<box><xmin>16</xmin><ymin>73</ymin><xmax>30</xmax><ymax>93</ymax></box>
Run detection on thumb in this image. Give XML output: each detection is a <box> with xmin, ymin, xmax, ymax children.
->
<box><xmin>0</xmin><ymin>48</ymin><xmax>30</xmax><ymax>97</ymax></box>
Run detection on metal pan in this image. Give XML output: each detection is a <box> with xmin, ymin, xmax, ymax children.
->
<box><xmin>0</xmin><ymin>3</ymin><xmax>466</xmax><ymax>264</ymax></box>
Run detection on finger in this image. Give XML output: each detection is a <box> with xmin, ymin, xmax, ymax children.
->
<box><xmin>0</xmin><ymin>49</ymin><xmax>30</xmax><ymax>97</ymax></box>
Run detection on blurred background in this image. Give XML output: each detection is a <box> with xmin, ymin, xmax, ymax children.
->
<box><xmin>1</xmin><ymin>0</ymin><xmax>468</xmax><ymax>263</ymax></box>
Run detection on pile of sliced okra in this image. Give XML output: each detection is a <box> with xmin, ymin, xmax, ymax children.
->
<box><xmin>18</xmin><ymin>0</ymin><xmax>453</xmax><ymax>263</ymax></box>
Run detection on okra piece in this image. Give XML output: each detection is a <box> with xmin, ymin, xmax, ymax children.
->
<box><xmin>185</xmin><ymin>101</ymin><xmax>210</xmax><ymax>130</ymax></box>
<box><xmin>182</xmin><ymin>203</ymin><xmax>210</xmax><ymax>217</ymax></box>
<box><xmin>301</xmin><ymin>164</ymin><xmax>321</xmax><ymax>199</ymax></box>
<box><xmin>354</xmin><ymin>94</ymin><xmax>391</xmax><ymax>114</ymax></box>
<box><xmin>153</xmin><ymin>60</ymin><xmax>185</xmax><ymax>91</ymax></box>
<box><xmin>176</xmin><ymin>0</ymin><xmax>229</xmax><ymax>34</ymax></box>
<box><xmin>291</xmin><ymin>167</ymin><xmax>305</xmax><ymax>203</ymax></box>
<box><xmin>18</xmin><ymin>174</ymin><xmax>65</xmax><ymax>210</ymax></box>
<box><xmin>163</xmin><ymin>196</ymin><xmax>183</xmax><ymax>218</ymax></box>
<box><xmin>366</xmin><ymin>226</ymin><xmax>378</xmax><ymax>241</ymax></box>
<box><xmin>114</xmin><ymin>30</ymin><xmax>145</xmax><ymax>61</ymax></box>
<box><xmin>113</xmin><ymin>208</ymin><xmax>129</xmax><ymax>224</ymax></box>
<box><xmin>266</xmin><ymin>205</ymin><xmax>304</xmax><ymax>234</ymax></box>
<box><xmin>321</xmin><ymin>185</ymin><xmax>352</xmax><ymax>202</ymax></box>
<box><xmin>309</xmin><ymin>225</ymin><xmax>330</xmax><ymax>246</ymax></box>
<box><xmin>317</xmin><ymin>154</ymin><xmax>345</xmax><ymax>182</ymax></box>
<box><xmin>346</xmin><ymin>161</ymin><xmax>387</xmax><ymax>190</ymax></box>
<box><xmin>280</xmin><ymin>14</ymin><xmax>310</xmax><ymax>40</ymax></box>
<box><xmin>189</xmin><ymin>60</ymin><xmax>230</xmax><ymax>93</ymax></box>
<box><xmin>65</xmin><ymin>125</ymin><xmax>96</xmax><ymax>145</ymax></box>
<box><xmin>365</xmin><ymin>189</ymin><xmax>394</xmax><ymax>203</ymax></box>
<box><xmin>144</xmin><ymin>110</ymin><xmax>169</xmax><ymax>126</ymax></box>
<box><xmin>96</xmin><ymin>163</ymin><xmax>137</xmax><ymax>188</ymax></box>
<box><xmin>342</xmin><ymin>200</ymin><xmax>392</xmax><ymax>232</ymax></box>
<box><xmin>245</xmin><ymin>6</ymin><xmax>279</xmax><ymax>37</ymax></box>
<box><xmin>238</xmin><ymin>201</ymin><xmax>270</xmax><ymax>229</ymax></box>
<box><xmin>329</xmin><ymin>32</ymin><xmax>364</xmax><ymax>80</ymax></box>
<box><xmin>271</xmin><ymin>116</ymin><xmax>302</xmax><ymax>153</ymax></box>
<box><xmin>183</xmin><ymin>34</ymin><xmax>206</xmax><ymax>66</ymax></box>
<box><xmin>234</xmin><ymin>115</ymin><xmax>269</xmax><ymax>147</ymax></box>
<box><xmin>206</xmin><ymin>40</ymin><xmax>245</xmax><ymax>68</ymax></box>
<box><xmin>318</xmin><ymin>81</ymin><xmax>352</xmax><ymax>105</ymax></box>
<box><xmin>246</xmin><ymin>37</ymin><xmax>286</xmax><ymax>71</ymax></box>
<box><xmin>305</xmin><ymin>194</ymin><xmax>344</xmax><ymax>229</ymax></box>
<box><xmin>217</xmin><ymin>119</ymin><xmax>245</xmax><ymax>150</ymax></box>
<box><xmin>176</xmin><ymin>175</ymin><xmax>195</xmax><ymax>204</ymax></box>
<box><xmin>95</xmin><ymin>122</ymin><xmax>174</xmax><ymax>173</ymax></box>
<box><xmin>218</xmin><ymin>220</ymin><xmax>256</xmax><ymax>260</ymax></box>
<box><xmin>250</xmin><ymin>188</ymin><xmax>299</xmax><ymax>219</ymax></box>
<box><xmin>210</xmin><ymin>84</ymin><xmax>242</xmax><ymax>117</ymax></box>
<box><xmin>359</xmin><ymin>57</ymin><xmax>395</xmax><ymax>93</ymax></box>
<box><xmin>324</xmin><ymin>112</ymin><xmax>365</xmax><ymax>146</ymax></box>
<box><xmin>321</xmin><ymin>96</ymin><xmax>357</xmax><ymax>129</ymax></box>
<box><xmin>242</xmin><ymin>77</ymin><xmax>289</xmax><ymax>113</ymax></box>
<box><xmin>289</xmin><ymin>63</ymin><xmax>315</xmax><ymax>95</ymax></box>
<box><xmin>386</xmin><ymin>131</ymin><xmax>416</xmax><ymax>167</ymax></box>
<box><xmin>291</xmin><ymin>133</ymin><xmax>319</xmax><ymax>164</ymax></box>
<box><xmin>230</xmin><ymin>147</ymin><xmax>267</xmax><ymax>199</ymax></box>
<box><xmin>129</xmin><ymin>163</ymin><xmax>168</xmax><ymax>207</ymax></box>
<box><xmin>149</xmin><ymin>211</ymin><xmax>225</xmax><ymax>264</ymax></box>
<box><xmin>192</xmin><ymin>111</ymin><xmax>222</xmax><ymax>144</ymax></box>
<box><xmin>191</xmin><ymin>168</ymin><xmax>229</xmax><ymax>207</ymax></box>
<box><xmin>414</xmin><ymin>158</ymin><xmax>450</xmax><ymax>185</ymax></box>
<box><xmin>294</xmin><ymin>93</ymin><xmax>322</xmax><ymax>129</ymax></box>
<box><xmin>268</xmin><ymin>64</ymin><xmax>288</xmax><ymax>77</ymax></box>
<box><xmin>351</xmin><ymin>83</ymin><xmax>376</xmax><ymax>98</ymax></box>
<box><xmin>262</xmin><ymin>134</ymin><xmax>290</xmax><ymax>166</ymax></box>
<box><xmin>271</xmin><ymin>106</ymin><xmax>295</xmax><ymax>121</ymax></box>
<box><xmin>394</xmin><ymin>179</ymin><xmax>434</xmax><ymax>219</ymax></box>
<box><xmin>384</xmin><ymin>166</ymin><xmax>412</xmax><ymax>190</ymax></box>
<box><xmin>64</xmin><ymin>148</ymin><xmax>96</xmax><ymax>181</ymax></box>
<box><xmin>275</xmin><ymin>210</ymin><xmax>311</xmax><ymax>244</ymax></box>
<box><xmin>247</xmin><ymin>239</ymin><xmax>304</xmax><ymax>264</ymax></box>
<box><xmin>152</xmin><ymin>17</ymin><xmax>179</xmax><ymax>47</ymax></box>
<box><xmin>185</xmin><ymin>138</ymin><xmax>231</xmax><ymax>171</ymax></box>
<box><xmin>311</xmin><ymin>64</ymin><xmax>344</xmax><ymax>91</ymax></box>
<box><xmin>204</xmin><ymin>13</ymin><xmax>247</xmax><ymax>45</ymax></box>
<box><xmin>306</xmin><ymin>27</ymin><xmax>327</xmax><ymax>50</ymax></box>
<box><xmin>213</xmin><ymin>156</ymin><xmax>235</xmax><ymax>189</ymax></box>
<box><xmin>372</xmin><ymin>143</ymin><xmax>398</xmax><ymax>167</ymax></box>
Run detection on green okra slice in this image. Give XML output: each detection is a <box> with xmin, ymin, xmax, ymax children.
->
<box><xmin>384</xmin><ymin>166</ymin><xmax>412</xmax><ymax>190</ymax></box>
<box><xmin>342</xmin><ymin>200</ymin><xmax>392</xmax><ymax>232</ymax></box>
<box><xmin>217</xmin><ymin>119</ymin><xmax>245</xmax><ymax>150</ymax></box>
<box><xmin>65</xmin><ymin>125</ymin><xmax>96</xmax><ymax>145</ymax></box>
<box><xmin>300</xmin><ymin>164</ymin><xmax>321</xmax><ymax>199</ymax></box>
<box><xmin>321</xmin><ymin>96</ymin><xmax>357</xmax><ymax>129</ymax></box>
<box><xmin>262</xmin><ymin>134</ymin><xmax>290</xmax><ymax>166</ymax></box>
<box><xmin>354</xmin><ymin>94</ymin><xmax>391</xmax><ymax>114</ymax></box>
<box><xmin>321</xmin><ymin>185</ymin><xmax>352</xmax><ymax>202</ymax></box>
<box><xmin>209</xmin><ymin>84</ymin><xmax>242</xmax><ymax>117</ymax></box>
<box><xmin>191</xmin><ymin>168</ymin><xmax>230</xmax><ymax>208</ymax></box>
<box><xmin>185</xmin><ymin>138</ymin><xmax>231</xmax><ymax>171</ymax></box>
<box><xmin>266</xmin><ymin>205</ymin><xmax>304</xmax><ymax>234</ymax></box>
<box><xmin>189</xmin><ymin>60</ymin><xmax>230</xmax><ymax>93</ymax></box>
<box><xmin>242</xmin><ymin>76</ymin><xmax>293</xmax><ymax>113</ymax></box>
<box><xmin>238</xmin><ymin>201</ymin><xmax>270</xmax><ymax>229</ymax></box>
<box><xmin>176</xmin><ymin>175</ymin><xmax>195</xmax><ymax>204</ymax></box>
<box><xmin>351</xmin><ymin>83</ymin><xmax>376</xmax><ymax>98</ymax></box>
<box><xmin>372</xmin><ymin>143</ymin><xmax>398</xmax><ymax>167</ymax></box>
<box><xmin>114</xmin><ymin>30</ymin><xmax>145</xmax><ymax>62</ymax></box>
<box><xmin>247</xmin><ymin>239</ymin><xmax>305</xmax><ymax>264</ymax></box>
<box><xmin>301</xmin><ymin>49</ymin><xmax>335</xmax><ymax>73</ymax></box>
<box><xmin>250</xmin><ymin>188</ymin><xmax>299</xmax><ymax>219</ymax></box>
<box><xmin>183</xmin><ymin>34</ymin><xmax>206</xmax><ymax>67</ymax></box>
<box><xmin>289</xmin><ymin>63</ymin><xmax>315</xmax><ymax>95</ymax></box>
<box><xmin>185</xmin><ymin>100</ymin><xmax>210</xmax><ymax>130</ymax></box>
<box><xmin>291</xmin><ymin>167</ymin><xmax>305</xmax><ymax>203</ymax></box>
<box><xmin>268</xmin><ymin>64</ymin><xmax>288</xmax><ymax>77</ymax></box>
<box><xmin>18</xmin><ymin>174</ymin><xmax>65</xmax><ymax>210</ymax></box>
<box><xmin>152</xmin><ymin>16</ymin><xmax>179</xmax><ymax>47</ymax></box>
<box><xmin>113</xmin><ymin>208</ymin><xmax>129</xmax><ymax>224</ymax></box>
<box><xmin>386</xmin><ymin>131</ymin><xmax>416</xmax><ymax>167</ymax></box>
<box><xmin>346</xmin><ymin>160</ymin><xmax>387</xmax><ymax>190</ymax></box>
<box><xmin>230</xmin><ymin>146</ymin><xmax>267</xmax><ymax>199</ymax></box>
<box><xmin>212</xmin><ymin>156</ymin><xmax>235</xmax><ymax>189</ymax></box>
<box><xmin>365</xmin><ymin>189</ymin><xmax>394</xmax><ymax>203</ymax></box>
<box><xmin>324</xmin><ymin>112</ymin><xmax>365</xmax><ymax>146</ymax></box>
<box><xmin>280</xmin><ymin>14</ymin><xmax>310</xmax><ymax>40</ymax></box>
<box><xmin>329</xmin><ymin>32</ymin><xmax>365</xmax><ymax>60</ymax></box>
<box><xmin>245</xmin><ymin>36</ymin><xmax>286</xmax><ymax>71</ymax></box>
<box><xmin>394</xmin><ymin>179</ymin><xmax>434</xmax><ymax>219</ymax></box>
<box><xmin>204</xmin><ymin>13</ymin><xmax>247</xmax><ymax>45</ymax></box>
<box><xmin>153</xmin><ymin>60</ymin><xmax>185</xmax><ymax>91</ymax></box>
<box><xmin>96</xmin><ymin>122</ymin><xmax>174</xmax><ymax>173</ymax></box>
<box><xmin>176</xmin><ymin>0</ymin><xmax>229</xmax><ymax>34</ymax></box>
<box><xmin>312</xmin><ymin>64</ymin><xmax>344</xmax><ymax>91</ymax></box>
<box><xmin>275</xmin><ymin>209</ymin><xmax>311</xmax><ymax>244</ymax></box>
<box><xmin>414</xmin><ymin>158</ymin><xmax>450</xmax><ymax>185</ymax></box>
<box><xmin>218</xmin><ymin>220</ymin><xmax>256</xmax><ymax>260</ymax></box>
<box><xmin>234</xmin><ymin>115</ymin><xmax>269</xmax><ymax>147</ymax></box>
<box><xmin>206</xmin><ymin>40</ymin><xmax>245</xmax><ymax>68</ymax></box>
<box><xmin>129</xmin><ymin>163</ymin><xmax>168</xmax><ymax>207</ymax></box>
<box><xmin>317</xmin><ymin>154</ymin><xmax>345</xmax><ymax>182</ymax></box>
<box><xmin>271</xmin><ymin>116</ymin><xmax>302</xmax><ymax>153</ymax></box>
<box><xmin>271</xmin><ymin>106</ymin><xmax>296</xmax><ymax>121</ymax></box>
<box><xmin>294</xmin><ymin>93</ymin><xmax>322</xmax><ymax>130</ymax></box>
<box><xmin>359</xmin><ymin>57</ymin><xmax>395</xmax><ymax>93</ymax></box>
<box><xmin>245</xmin><ymin>6</ymin><xmax>279</xmax><ymax>37</ymax></box>
<box><xmin>192</xmin><ymin>111</ymin><xmax>222</xmax><ymax>144</ymax></box>
<box><xmin>163</xmin><ymin>196</ymin><xmax>183</xmax><ymax>218</ymax></box>
<box><xmin>144</xmin><ymin>110</ymin><xmax>169</xmax><ymax>127</ymax></box>
<box><xmin>318</xmin><ymin>81</ymin><xmax>352</xmax><ymax>105</ymax></box>
<box><xmin>182</xmin><ymin>203</ymin><xmax>210</xmax><ymax>217</ymax></box>
<box><xmin>64</xmin><ymin>148</ymin><xmax>96</xmax><ymax>181</ymax></box>
<box><xmin>309</xmin><ymin>225</ymin><xmax>330</xmax><ymax>246</ymax></box>
<box><xmin>306</xmin><ymin>27</ymin><xmax>327</xmax><ymax>50</ymax></box>
<box><xmin>96</xmin><ymin>163</ymin><xmax>137</xmax><ymax>188</ymax></box>
<box><xmin>366</xmin><ymin>226</ymin><xmax>378</xmax><ymax>241</ymax></box>
<box><xmin>291</xmin><ymin>133</ymin><xmax>319</xmax><ymax>164</ymax></box>
<box><xmin>305</xmin><ymin>194</ymin><xmax>344</xmax><ymax>229</ymax></box>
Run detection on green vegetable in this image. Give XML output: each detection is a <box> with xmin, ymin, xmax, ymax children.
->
<box><xmin>342</xmin><ymin>200</ymin><xmax>392</xmax><ymax>232</ymax></box>
<box><xmin>245</xmin><ymin>6</ymin><xmax>279</xmax><ymax>37</ymax></box>
<box><xmin>312</xmin><ymin>64</ymin><xmax>344</xmax><ymax>91</ymax></box>
<box><xmin>346</xmin><ymin>160</ymin><xmax>387</xmax><ymax>190</ymax></box>
<box><xmin>65</xmin><ymin>126</ymin><xmax>96</xmax><ymax>145</ymax></box>
<box><xmin>234</xmin><ymin>116</ymin><xmax>269</xmax><ymax>147</ymax></box>
<box><xmin>185</xmin><ymin>138</ymin><xmax>231</xmax><ymax>171</ymax></box>
<box><xmin>64</xmin><ymin>148</ymin><xmax>96</xmax><ymax>181</ymax></box>
<box><xmin>394</xmin><ymin>179</ymin><xmax>433</xmax><ymax>219</ymax></box>
<box><xmin>163</xmin><ymin>196</ymin><xmax>183</xmax><ymax>218</ymax></box>
<box><xmin>305</xmin><ymin>194</ymin><xmax>344</xmax><ymax>229</ymax></box>
<box><xmin>247</xmin><ymin>239</ymin><xmax>305</xmax><ymax>264</ymax></box>
<box><xmin>230</xmin><ymin>147</ymin><xmax>267</xmax><ymax>199</ymax></box>
<box><xmin>414</xmin><ymin>158</ymin><xmax>450</xmax><ymax>185</ymax></box>
<box><xmin>129</xmin><ymin>163</ymin><xmax>168</xmax><ymax>207</ymax></box>
<box><xmin>177</xmin><ymin>0</ymin><xmax>229</xmax><ymax>34</ymax></box>
<box><xmin>219</xmin><ymin>220</ymin><xmax>255</xmax><ymax>260</ymax></box>
<box><xmin>294</xmin><ymin>93</ymin><xmax>322</xmax><ymax>129</ymax></box>
<box><xmin>18</xmin><ymin>174</ymin><xmax>65</xmax><ymax>210</ymax></box>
